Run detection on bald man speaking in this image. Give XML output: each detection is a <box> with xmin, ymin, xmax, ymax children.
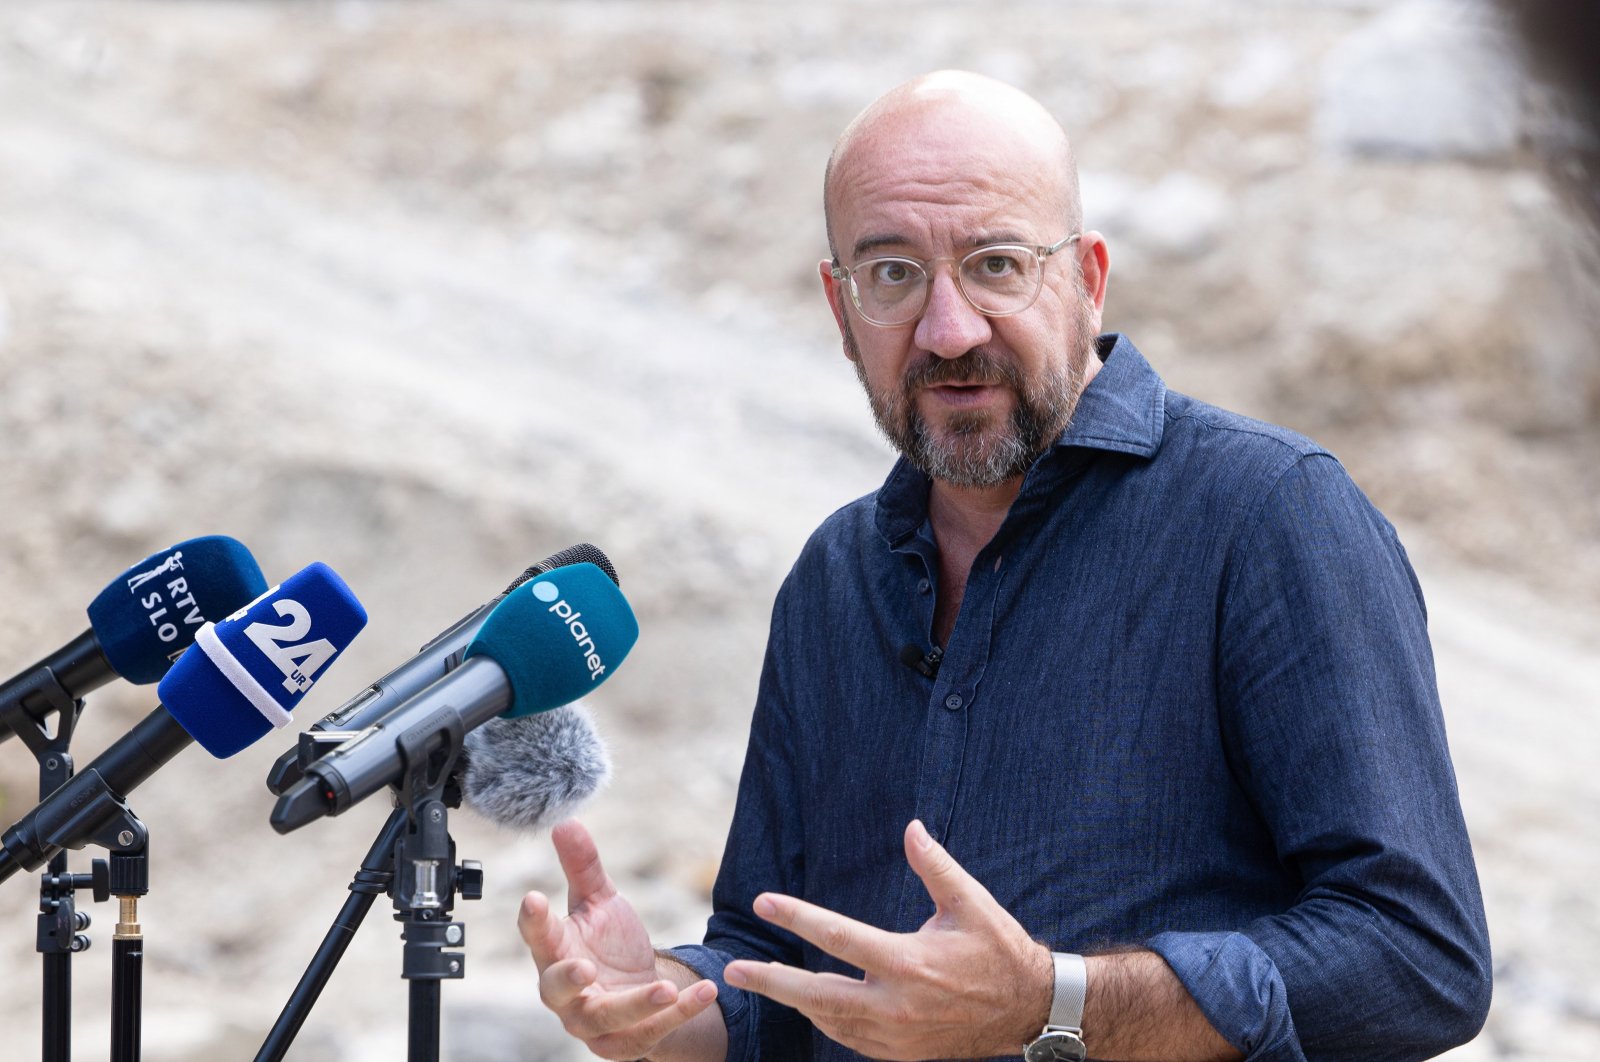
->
<box><xmin>519</xmin><ymin>73</ymin><xmax>1491</xmax><ymax>1062</ymax></box>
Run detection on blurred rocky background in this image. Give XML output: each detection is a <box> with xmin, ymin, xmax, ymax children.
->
<box><xmin>0</xmin><ymin>0</ymin><xmax>1595</xmax><ymax>1058</ymax></box>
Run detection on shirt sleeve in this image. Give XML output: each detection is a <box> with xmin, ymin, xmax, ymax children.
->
<box><xmin>1149</xmin><ymin>453</ymin><xmax>1491</xmax><ymax>1061</ymax></box>
<box><xmin>667</xmin><ymin>590</ymin><xmax>814</xmax><ymax>1062</ymax></box>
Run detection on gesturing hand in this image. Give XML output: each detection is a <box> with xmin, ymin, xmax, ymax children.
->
<box><xmin>723</xmin><ymin>819</ymin><xmax>1052</xmax><ymax>1060</ymax></box>
<box><xmin>518</xmin><ymin>820</ymin><xmax>718</xmax><ymax>1060</ymax></box>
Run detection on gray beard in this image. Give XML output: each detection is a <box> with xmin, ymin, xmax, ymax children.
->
<box><xmin>845</xmin><ymin>310</ymin><xmax>1097</xmax><ymax>488</ymax></box>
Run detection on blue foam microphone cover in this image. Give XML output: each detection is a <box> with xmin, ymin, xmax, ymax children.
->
<box><xmin>158</xmin><ymin>562</ymin><xmax>368</xmax><ymax>757</ymax></box>
<box><xmin>86</xmin><ymin>535</ymin><xmax>268</xmax><ymax>684</ymax></box>
<box><xmin>464</xmin><ymin>561</ymin><xmax>638</xmax><ymax>718</ymax></box>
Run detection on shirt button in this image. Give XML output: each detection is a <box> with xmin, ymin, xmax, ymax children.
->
<box><xmin>944</xmin><ymin>694</ymin><xmax>963</xmax><ymax>710</ymax></box>
<box><xmin>917</xmin><ymin>579</ymin><xmax>932</xmax><ymax>594</ymax></box>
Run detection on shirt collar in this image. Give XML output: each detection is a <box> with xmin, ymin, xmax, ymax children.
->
<box><xmin>873</xmin><ymin>333</ymin><xmax>1167</xmax><ymax>546</ymax></box>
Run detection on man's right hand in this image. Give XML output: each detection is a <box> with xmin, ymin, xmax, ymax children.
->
<box><xmin>518</xmin><ymin>820</ymin><xmax>723</xmax><ymax>1061</ymax></box>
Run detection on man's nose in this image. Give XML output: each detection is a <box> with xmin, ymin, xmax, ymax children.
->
<box><xmin>913</xmin><ymin>270</ymin><xmax>992</xmax><ymax>359</ymax></box>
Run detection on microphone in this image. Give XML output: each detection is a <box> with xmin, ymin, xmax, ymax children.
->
<box><xmin>0</xmin><ymin>562</ymin><xmax>366</xmax><ymax>884</ymax></box>
<box><xmin>460</xmin><ymin>707</ymin><xmax>611</xmax><ymax>831</ymax></box>
<box><xmin>0</xmin><ymin>536</ymin><xmax>267</xmax><ymax>746</ymax></box>
<box><xmin>264</xmin><ymin>543</ymin><xmax>617</xmax><ymax>796</ymax></box>
<box><xmin>899</xmin><ymin>644</ymin><xmax>943</xmax><ymax>679</ymax></box>
<box><xmin>270</xmin><ymin>561</ymin><xmax>636</xmax><ymax>833</ymax></box>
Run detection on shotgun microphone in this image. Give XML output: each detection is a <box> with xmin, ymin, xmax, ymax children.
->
<box><xmin>270</xmin><ymin>561</ymin><xmax>636</xmax><ymax>833</ymax></box>
<box><xmin>264</xmin><ymin>543</ymin><xmax>617</xmax><ymax>796</ymax></box>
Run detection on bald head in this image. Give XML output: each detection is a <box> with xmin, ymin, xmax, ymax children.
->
<box><xmin>823</xmin><ymin>71</ymin><xmax>1081</xmax><ymax>261</ymax></box>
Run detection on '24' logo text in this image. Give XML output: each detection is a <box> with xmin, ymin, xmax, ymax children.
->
<box><xmin>241</xmin><ymin>600</ymin><xmax>336</xmax><ymax>695</ymax></box>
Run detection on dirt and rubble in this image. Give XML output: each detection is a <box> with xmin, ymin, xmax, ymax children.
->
<box><xmin>0</xmin><ymin>1</ymin><xmax>1596</xmax><ymax>1059</ymax></box>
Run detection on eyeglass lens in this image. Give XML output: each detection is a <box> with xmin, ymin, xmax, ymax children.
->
<box><xmin>853</xmin><ymin>247</ymin><xmax>1043</xmax><ymax>324</ymax></box>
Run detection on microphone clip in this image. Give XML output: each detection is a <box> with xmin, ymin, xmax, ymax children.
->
<box><xmin>899</xmin><ymin>644</ymin><xmax>944</xmax><ymax>679</ymax></box>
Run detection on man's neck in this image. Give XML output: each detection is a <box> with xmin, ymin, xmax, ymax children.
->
<box><xmin>927</xmin><ymin>477</ymin><xmax>1020</xmax><ymax>556</ymax></box>
<box><xmin>925</xmin><ymin>476</ymin><xmax>1018</xmax><ymax>647</ymax></box>
<box><xmin>922</xmin><ymin>346</ymin><xmax>1104</xmax><ymax>644</ymax></box>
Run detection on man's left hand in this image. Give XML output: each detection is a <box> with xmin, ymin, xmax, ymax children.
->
<box><xmin>723</xmin><ymin>819</ymin><xmax>1052</xmax><ymax>1060</ymax></box>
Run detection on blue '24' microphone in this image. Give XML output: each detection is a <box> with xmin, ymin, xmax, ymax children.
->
<box><xmin>0</xmin><ymin>562</ymin><xmax>367</xmax><ymax>883</ymax></box>
<box><xmin>0</xmin><ymin>535</ymin><xmax>267</xmax><ymax>745</ymax></box>
<box><xmin>270</xmin><ymin>561</ymin><xmax>636</xmax><ymax>832</ymax></box>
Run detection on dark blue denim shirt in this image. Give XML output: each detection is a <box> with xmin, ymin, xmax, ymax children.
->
<box><xmin>672</xmin><ymin>335</ymin><xmax>1491</xmax><ymax>1061</ymax></box>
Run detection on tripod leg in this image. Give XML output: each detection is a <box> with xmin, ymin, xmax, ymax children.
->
<box><xmin>253</xmin><ymin>890</ymin><xmax>381</xmax><ymax>1062</ymax></box>
<box><xmin>254</xmin><ymin>808</ymin><xmax>408</xmax><ymax>1062</ymax></box>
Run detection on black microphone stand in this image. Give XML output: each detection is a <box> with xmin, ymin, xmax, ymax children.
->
<box><xmin>255</xmin><ymin>715</ymin><xmax>482</xmax><ymax>1062</ymax></box>
<box><xmin>4</xmin><ymin>669</ymin><xmax>153</xmax><ymax>1062</ymax></box>
<box><xmin>2</xmin><ymin>666</ymin><xmax>99</xmax><ymax>1062</ymax></box>
<box><xmin>107</xmin><ymin>842</ymin><xmax>149</xmax><ymax>1062</ymax></box>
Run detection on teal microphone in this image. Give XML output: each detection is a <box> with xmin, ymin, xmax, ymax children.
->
<box><xmin>270</xmin><ymin>562</ymin><xmax>637</xmax><ymax>833</ymax></box>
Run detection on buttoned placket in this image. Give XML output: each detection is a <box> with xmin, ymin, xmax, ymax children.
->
<box><xmin>890</xmin><ymin>521</ymin><xmax>1010</xmax><ymax>932</ymax></box>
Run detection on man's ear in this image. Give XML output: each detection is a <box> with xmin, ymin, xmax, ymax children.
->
<box><xmin>1076</xmin><ymin>232</ymin><xmax>1111</xmax><ymax>332</ymax></box>
<box><xmin>819</xmin><ymin>259</ymin><xmax>856</xmax><ymax>361</ymax></box>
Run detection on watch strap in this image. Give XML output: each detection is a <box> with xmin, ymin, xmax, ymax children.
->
<box><xmin>1048</xmin><ymin>952</ymin><xmax>1087</xmax><ymax>1030</ymax></box>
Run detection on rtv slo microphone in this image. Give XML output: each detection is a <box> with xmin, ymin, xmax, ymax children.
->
<box><xmin>0</xmin><ymin>562</ymin><xmax>367</xmax><ymax>883</ymax></box>
<box><xmin>270</xmin><ymin>560</ymin><xmax>636</xmax><ymax>833</ymax></box>
<box><xmin>265</xmin><ymin>542</ymin><xmax>617</xmax><ymax>795</ymax></box>
<box><xmin>0</xmin><ymin>536</ymin><xmax>267</xmax><ymax>746</ymax></box>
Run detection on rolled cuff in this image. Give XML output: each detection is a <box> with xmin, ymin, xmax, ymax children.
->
<box><xmin>1145</xmin><ymin>930</ymin><xmax>1306</xmax><ymax>1062</ymax></box>
<box><xmin>667</xmin><ymin>943</ymin><xmax>761</xmax><ymax>1062</ymax></box>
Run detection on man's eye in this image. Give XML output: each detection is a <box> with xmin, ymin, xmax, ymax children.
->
<box><xmin>977</xmin><ymin>254</ymin><xmax>1019</xmax><ymax>276</ymax></box>
<box><xmin>871</xmin><ymin>261</ymin><xmax>917</xmax><ymax>285</ymax></box>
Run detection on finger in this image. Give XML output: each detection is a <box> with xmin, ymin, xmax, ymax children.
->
<box><xmin>587</xmin><ymin>980</ymin><xmax>720</xmax><ymax>1061</ymax></box>
<box><xmin>751</xmin><ymin>893</ymin><xmax>901</xmax><ymax>975</ymax></box>
<box><xmin>903</xmin><ymin>819</ymin><xmax>992</xmax><ymax>917</ymax></box>
<box><xmin>551</xmin><ymin>819</ymin><xmax>616</xmax><ymax>907</ymax></box>
<box><xmin>555</xmin><ymin>975</ymin><xmax>686</xmax><ymax>1037</ymax></box>
<box><xmin>724</xmin><ymin>960</ymin><xmax>874</xmax><ymax>1021</ymax></box>
<box><xmin>811</xmin><ymin>1019</ymin><xmax>899</xmax><ymax>1062</ymax></box>
<box><xmin>537</xmin><ymin>957</ymin><xmax>597</xmax><ymax>1010</ymax></box>
<box><xmin>518</xmin><ymin>891</ymin><xmax>568</xmax><ymax>968</ymax></box>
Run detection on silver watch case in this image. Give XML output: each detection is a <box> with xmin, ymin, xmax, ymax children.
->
<box><xmin>1023</xmin><ymin>1025</ymin><xmax>1087</xmax><ymax>1062</ymax></box>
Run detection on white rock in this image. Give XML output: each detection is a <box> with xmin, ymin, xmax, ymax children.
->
<box><xmin>1082</xmin><ymin>171</ymin><xmax>1227</xmax><ymax>259</ymax></box>
<box><xmin>1209</xmin><ymin>37</ymin><xmax>1298</xmax><ymax>110</ymax></box>
<box><xmin>1316</xmin><ymin>0</ymin><xmax>1521</xmax><ymax>161</ymax></box>
<box><xmin>1135</xmin><ymin>173</ymin><xmax>1229</xmax><ymax>258</ymax></box>
<box><xmin>1078</xmin><ymin>169</ymin><xmax>1141</xmax><ymax>240</ymax></box>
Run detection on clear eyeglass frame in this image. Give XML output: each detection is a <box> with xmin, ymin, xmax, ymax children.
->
<box><xmin>830</xmin><ymin>233</ymin><xmax>1081</xmax><ymax>327</ymax></box>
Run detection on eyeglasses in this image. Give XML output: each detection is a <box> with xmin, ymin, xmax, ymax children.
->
<box><xmin>830</xmin><ymin>234</ymin><xmax>1080</xmax><ymax>327</ymax></box>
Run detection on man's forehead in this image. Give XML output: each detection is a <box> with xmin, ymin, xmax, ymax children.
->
<box><xmin>841</xmin><ymin>190</ymin><xmax>1048</xmax><ymax>253</ymax></box>
<box><xmin>822</xmin><ymin>72</ymin><xmax>1079</xmax><ymax>259</ymax></box>
<box><xmin>829</xmin><ymin>128</ymin><xmax>1064</xmax><ymax>252</ymax></box>
<box><xmin>838</xmin><ymin>95</ymin><xmax>1053</xmax><ymax>174</ymax></box>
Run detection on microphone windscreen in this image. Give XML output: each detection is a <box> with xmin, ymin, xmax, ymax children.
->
<box><xmin>464</xmin><ymin>561</ymin><xmax>638</xmax><ymax>719</ymax></box>
<box><xmin>86</xmin><ymin>536</ymin><xmax>268</xmax><ymax>685</ymax></box>
<box><xmin>503</xmin><ymin>542</ymin><xmax>619</xmax><ymax>596</ymax></box>
<box><xmin>461</xmin><ymin>707</ymin><xmax>611</xmax><ymax>831</ymax></box>
<box><xmin>159</xmin><ymin>562</ymin><xmax>368</xmax><ymax>757</ymax></box>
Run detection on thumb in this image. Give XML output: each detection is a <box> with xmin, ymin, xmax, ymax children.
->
<box><xmin>552</xmin><ymin>818</ymin><xmax>616</xmax><ymax>908</ymax></box>
<box><xmin>518</xmin><ymin>890</ymin><xmax>568</xmax><ymax>970</ymax></box>
<box><xmin>904</xmin><ymin>819</ymin><xmax>992</xmax><ymax>921</ymax></box>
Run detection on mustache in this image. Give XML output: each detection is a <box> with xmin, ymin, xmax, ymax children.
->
<box><xmin>907</xmin><ymin>350</ymin><xmax>1022</xmax><ymax>389</ymax></box>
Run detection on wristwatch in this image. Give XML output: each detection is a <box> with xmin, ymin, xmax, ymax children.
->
<box><xmin>1022</xmin><ymin>952</ymin><xmax>1088</xmax><ymax>1062</ymax></box>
